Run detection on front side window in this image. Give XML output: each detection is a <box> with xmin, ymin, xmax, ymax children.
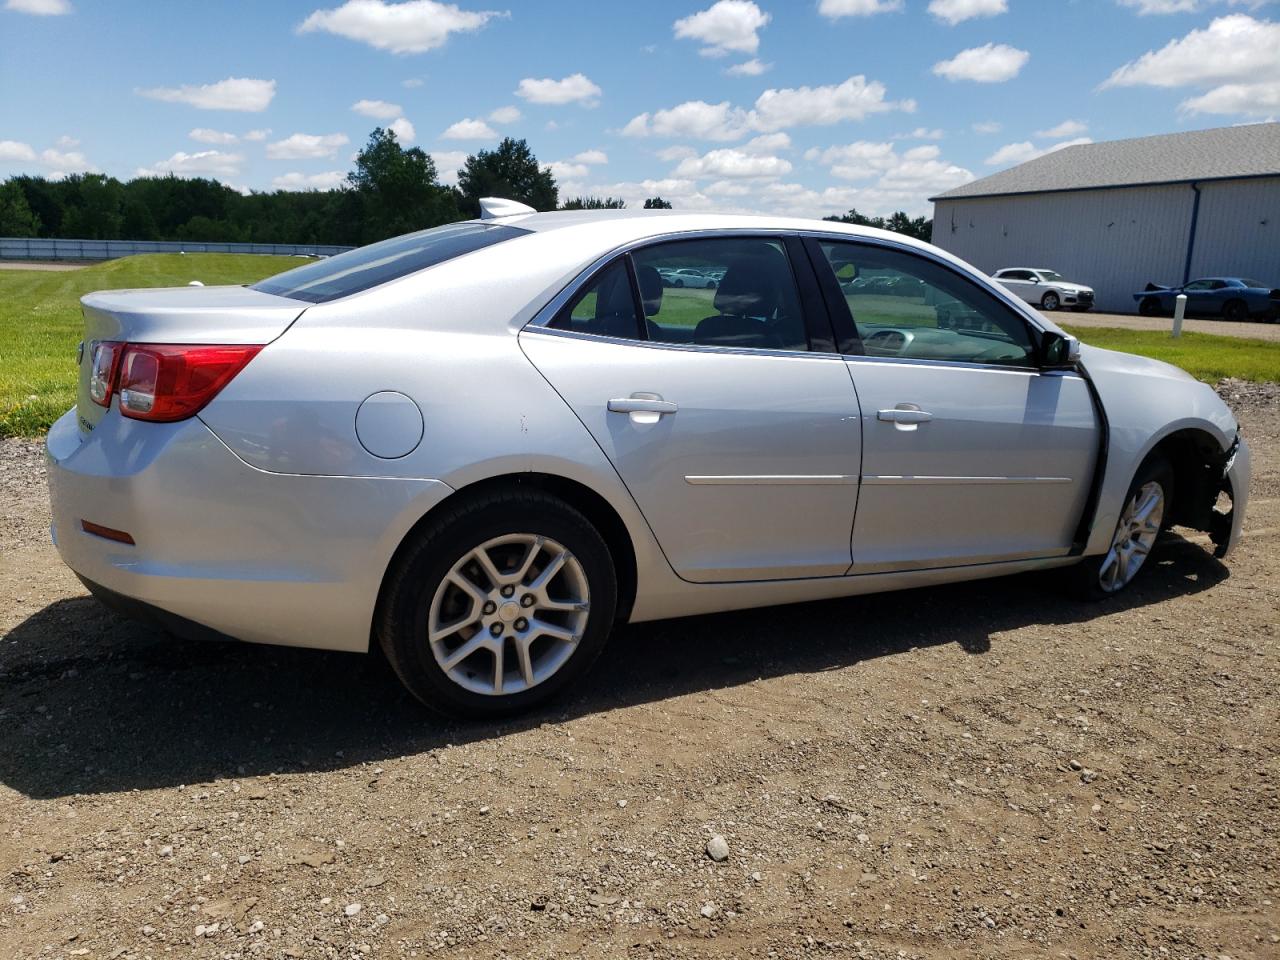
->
<box><xmin>252</xmin><ymin>222</ymin><xmax>529</xmax><ymax>304</ymax></box>
<box><xmin>1184</xmin><ymin>279</ymin><xmax>1213</xmax><ymax>291</ymax></box>
<box><xmin>818</xmin><ymin>240</ymin><xmax>1036</xmax><ymax>367</ymax></box>
<box><xmin>632</xmin><ymin>237</ymin><xmax>810</xmax><ymax>351</ymax></box>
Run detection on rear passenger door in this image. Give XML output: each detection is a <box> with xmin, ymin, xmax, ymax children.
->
<box><xmin>520</xmin><ymin>235</ymin><xmax>862</xmax><ymax>583</ymax></box>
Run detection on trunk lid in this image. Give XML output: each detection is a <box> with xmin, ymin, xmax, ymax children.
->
<box><xmin>76</xmin><ymin>284</ymin><xmax>305</xmax><ymax>434</ymax></box>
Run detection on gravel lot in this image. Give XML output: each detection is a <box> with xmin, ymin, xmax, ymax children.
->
<box><xmin>1</xmin><ymin>384</ymin><xmax>1277</xmax><ymax>960</ymax></box>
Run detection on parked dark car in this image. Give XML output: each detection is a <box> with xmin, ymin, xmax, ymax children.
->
<box><xmin>1134</xmin><ymin>277</ymin><xmax>1280</xmax><ymax>322</ymax></box>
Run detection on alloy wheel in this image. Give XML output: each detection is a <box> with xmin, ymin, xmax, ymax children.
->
<box><xmin>427</xmin><ymin>534</ymin><xmax>591</xmax><ymax>696</ymax></box>
<box><xmin>1098</xmin><ymin>481</ymin><xmax>1164</xmax><ymax>593</ymax></box>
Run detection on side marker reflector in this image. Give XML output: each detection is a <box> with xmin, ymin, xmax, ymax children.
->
<box><xmin>81</xmin><ymin>520</ymin><xmax>136</xmax><ymax>545</ymax></box>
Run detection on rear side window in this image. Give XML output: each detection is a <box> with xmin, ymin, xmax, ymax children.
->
<box><xmin>252</xmin><ymin>222</ymin><xmax>529</xmax><ymax>303</ymax></box>
<box><xmin>633</xmin><ymin>237</ymin><xmax>809</xmax><ymax>351</ymax></box>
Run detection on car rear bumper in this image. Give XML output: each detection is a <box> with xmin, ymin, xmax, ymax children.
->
<box><xmin>46</xmin><ymin>408</ymin><xmax>453</xmax><ymax>653</ymax></box>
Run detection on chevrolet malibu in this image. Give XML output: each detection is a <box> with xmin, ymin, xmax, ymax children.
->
<box><xmin>46</xmin><ymin>202</ymin><xmax>1250</xmax><ymax>717</ymax></box>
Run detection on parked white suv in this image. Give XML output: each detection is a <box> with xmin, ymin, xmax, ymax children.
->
<box><xmin>993</xmin><ymin>268</ymin><xmax>1094</xmax><ymax>312</ymax></box>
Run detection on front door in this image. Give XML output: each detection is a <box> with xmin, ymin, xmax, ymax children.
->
<box><xmin>521</xmin><ymin>235</ymin><xmax>861</xmax><ymax>583</ymax></box>
<box><xmin>810</xmin><ymin>238</ymin><xmax>1099</xmax><ymax>572</ymax></box>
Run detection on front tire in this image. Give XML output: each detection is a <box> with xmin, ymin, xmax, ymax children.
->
<box><xmin>1139</xmin><ymin>297</ymin><xmax>1162</xmax><ymax>317</ymax></box>
<box><xmin>1041</xmin><ymin>291</ymin><xmax>1061</xmax><ymax>311</ymax></box>
<box><xmin>377</xmin><ymin>490</ymin><xmax>617</xmax><ymax>719</ymax></box>
<box><xmin>1074</xmin><ymin>455</ymin><xmax>1174</xmax><ymax>599</ymax></box>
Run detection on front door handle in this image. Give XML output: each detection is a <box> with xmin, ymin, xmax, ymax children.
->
<box><xmin>877</xmin><ymin>408</ymin><xmax>933</xmax><ymax>424</ymax></box>
<box><xmin>608</xmin><ymin>396</ymin><xmax>678</xmax><ymax>416</ymax></box>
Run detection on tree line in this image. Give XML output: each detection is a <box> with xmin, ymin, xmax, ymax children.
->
<box><xmin>0</xmin><ymin>128</ymin><xmax>930</xmax><ymax>245</ymax></box>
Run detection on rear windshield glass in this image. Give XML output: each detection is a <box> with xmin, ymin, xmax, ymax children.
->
<box><xmin>252</xmin><ymin>222</ymin><xmax>529</xmax><ymax>303</ymax></box>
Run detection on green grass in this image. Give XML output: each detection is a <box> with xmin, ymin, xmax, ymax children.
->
<box><xmin>1061</xmin><ymin>325</ymin><xmax>1280</xmax><ymax>384</ymax></box>
<box><xmin>0</xmin><ymin>254</ymin><xmax>298</xmax><ymax>438</ymax></box>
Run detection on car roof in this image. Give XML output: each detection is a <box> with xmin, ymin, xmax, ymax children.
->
<box><xmin>471</xmin><ymin>207</ymin><xmax>928</xmax><ymax>249</ymax></box>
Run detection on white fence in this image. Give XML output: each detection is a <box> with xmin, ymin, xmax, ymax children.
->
<box><xmin>0</xmin><ymin>237</ymin><xmax>354</xmax><ymax>261</ymax></box>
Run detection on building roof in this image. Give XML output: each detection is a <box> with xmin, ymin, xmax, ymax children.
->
<box><xmin>932</xmin><ymin>122</ymin><xmax>1280</xmax><ymax>201</ymax></box>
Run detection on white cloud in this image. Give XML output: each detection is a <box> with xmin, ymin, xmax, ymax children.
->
<box><xmin>266</xmin><ymin>132</ymin><xmax>350</xmax><ymax>159</ymax></box>
<box><xmin>489</xmin><ymin>105</ymin><xmax>521</xmax><ymax>123</ymax></box>
<box><xmin>430</xmin><ymin>150</ymin><xmax>467</xmax><ymax>184</ymax></box>
<box><xmin>806</xmin><ymin>140</ymin><xmax>973</xmax><ymax>209</ymax></box>
<box><xmin>726</xmin><ymin>58</ymin><xmax>771</xmax><ymax>76</ymax></box>
<box><xmin>547</xmin><ymin>161</ymin><xmax>589</xmax><ymax>180</ymax></box>
<box><xmin>673</xmin><ymin>1</ymin><xmax>770</xmax><ymax>57</ymax></box>
<box><xmin>893</xmin><ymin>126</ymin><xmax>945</xmax><ymax>140</ymax></box>
<box><xmin>55</xmin><ymin>135</ymin><xmax>79</xmax><ymax>148</ymax></box>
<box><xmin>572</xmin><ymin>149</ymin><xmax>608</xmax><ymax>164</ymax></box>
<box><xmin>751</xmin><ymin>75</ymin><xmax>912</xmax><ymax>131</ymax></box>
<box><xmin>817</xmin><ymin>0</ymin><xmax>903</xmax><ymax>18</ymax></box>
<box><xmin>656</xmin><ymin>145</ymin><xmax>699</xmax><ymax>161</ymax></box>
<box><xmin>137</xmin><ymin>77</ymin><xmax>276</xmax><ymax>111</ymax></box>
<box><xmin>623</xmin><ymin>75</ymin><xmax>911</xmax><ymax>139</ymax></box>
<box><xmin>1116</xmin><ymin>0</ymin><xmax>1198</xmax><ymax>13</ymax></box>
<box><xmin>190</xmin><ymin>128</ymin><xmax>239</xmax><ymax>144</ymax></box>
<box><xmin>985</xmin><ymin>136</ymin><xmax>1092</xmax><ymax>166</ymax></box>
<box><xmin>972</xmin><ymin>119</ymin><xmax>1002</xmax><ymax>133</ymax></box>
<box><xmin>1102</xmin><ymin>14</ymin><xmax>1280</xmax><ymax>116</ymax></box>
<box><xmin>515</xmin><ymin>73</ymin><xmax>602</xmax><ymax>106</ymax></box>
<box><xmin>927</xmin><ymin>0</ymin><xmax>1007</xmax><ymax>25</ymax></box>
<box><xmin>388</xmin><ymin>116</ymin><xmax>416</xmax><ymax>141</ymax></box>
<box><xmin>441</xmin><ymin>117</ymin><xmax>498</xmax><ymax>139</ymax></box>
<box><xmin>741</xmin><ymin>132</ymin><xmax>791</xmax><ymax>153</ymax></box>
<box><xmin>0</xmin><ymin>139</ymin><xmax>95</xmax><ymax>172</ymax></box>
<box><xmin>5</xmin><ymin>0</ymin><xmax>71</xmax><ymax>14</ymax></box>
<box><xmin>402</xmin><ymin>77</ymin><xmax>425</xmax><ymax>88</ymax></box>
<box><xmin>807</xmin><ymin>140</ymin><xmax>898</xmax><ymax>180</ymax></box>
<box><xmin>297</xmin><ymin>0</ymin><xmax>501</xmax><ymax>54</ymax></box>
<box><xmin>352</xmin><ymin>98</ymin><xmax>403</xmax><ymax>119</ymax></box>
<box><xmin>136</xmin><ymin>150</ymin><xmax>243</xmax><ymax>178</ymax></box>
<box><xmin>0</xmin><ymin>141</ymin><xmax>38</xmax><ymax>163</ymax></box>
<box><xmin>932</xmin><ymin>43</ymin><xmax>1029</xmax><ymax>82</ymax></box>
<box><xmin>243</xmin><ymin>129</ymin><xmax>271</xmax><ymax>141</ymax></box>
<box><xmin>1035</xmin><ymin>119</ymin><xmax>1087</xmax><ymax>138</ymax></box>
<box><xmin>673</xmin><ymin>147</ymin><xmax>793</xmax><ymax>179</ymax></box>
<box><xmin>622</xmin><ymin>100</ymin><xmax>752</xmax><ymax>140</ymax></box>
<box><xmin>272</xmin><ymin>170</ymin><xmax>346</xmax><ymax>190</ymax></box>
<box><xmin>704</xmin><ymin>180</ymin><xmax>753</xmax><ymax>196</ymax></box>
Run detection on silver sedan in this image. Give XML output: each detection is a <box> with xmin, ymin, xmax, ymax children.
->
<box><xmin>46</xmin><ymin>202</ymin><xmax>1250</xmax><ymax>717</ymax></box>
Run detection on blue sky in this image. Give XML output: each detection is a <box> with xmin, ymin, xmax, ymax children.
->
<box><xmin>1</xmin><ymin>0</ymin><xmax>1277</xmax><ymax>217</ymax></box>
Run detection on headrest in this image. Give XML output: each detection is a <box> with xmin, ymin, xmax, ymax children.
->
<box><xmin>694</xmin><ymin>314</ymin><xmax>783</xmax><ymax>350</ymax></box>
<box><xmin>713</xmin><ymin>252</ymin><xmax>788</xmax><ymax>317</ymax></box>
<box><xmin>635</xmin><ymin>265</ymin><xmax>663</xmax><ymax>316</ymax></box>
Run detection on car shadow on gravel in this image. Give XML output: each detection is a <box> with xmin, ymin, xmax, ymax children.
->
<box><xmin>0</xmin><ymin>535</ymin><xmax>1227</xmax><ymax>799</ymax></box>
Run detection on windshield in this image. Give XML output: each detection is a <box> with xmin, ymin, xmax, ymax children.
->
<box><xmin>1037</xmin><ymin>270</ymin><xmax>1064</xmax><ymax>282</ymax></box>
<box><xmin>252</xmin><ymin>222</ymin><xmax>529</xmax><ymax>303</ymax></box>
<box><xmin>1240</xmin><ymin>279</ymin><xmax>1266</xmax><ymax>289</ymax></box>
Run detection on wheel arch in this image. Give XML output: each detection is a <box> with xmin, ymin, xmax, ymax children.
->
<box><xmin>373</xmin><ymin>471</ymin><xmax>640</xmax><ymax>635</ymax></box>
<box><xmin>1145</xmin><ymin>426</ymin><xmax>1232</xmax><ymax>530</ymax></box>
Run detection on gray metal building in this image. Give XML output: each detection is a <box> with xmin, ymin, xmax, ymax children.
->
<box><xmin>930</xmin><ymin>123</ymin><xmax>1280</xmax><ymax>313</ymax></box>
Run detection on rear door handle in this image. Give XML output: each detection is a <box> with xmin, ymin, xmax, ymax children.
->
<box><xmin>877</xmin><ymin>408</ymin><xmax>933</xmax><ymax>424</ymax></box>
<box><xmin>608</xmin><ymin>396</ymin><xmax>678</xmax><ymax>415</ymax></box>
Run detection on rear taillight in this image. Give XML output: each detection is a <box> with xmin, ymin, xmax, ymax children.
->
<box><xmin>89</xmin><ymin>341</ymin><xmax>123</xmax><ymax>407</ymax></box>
<box><xmin>115</xmin><ymin>344</ymin><xmax>263</xmax><ymax>422</ymax></box>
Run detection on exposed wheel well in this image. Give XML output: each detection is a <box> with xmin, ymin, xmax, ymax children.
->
<box><xmin>1147</xmin><ymin>428</ymin><xmax>1230</xmax><ymax>531</ymax></box>
<box><xmin>376</xmin><ymin>473</ymin><xmax>639</xmax><ymax>629</ymax></box>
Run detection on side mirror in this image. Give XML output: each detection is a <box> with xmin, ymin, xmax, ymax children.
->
<box><xmin>1029</xmin><ymin>276</ymin><xmax>1040</xmax><ymax>284</ymax></box>
<box><xmin>1041</xmin><ymin>330</ymin><xmax>1081</xmax><ymax>368</ymax></box>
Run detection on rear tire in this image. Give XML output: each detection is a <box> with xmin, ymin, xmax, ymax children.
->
<box><xmin>377</xmin><ymin>490</ymin><xmax>617</xmax><ymax>719</ymax></box>
<box><xmin>1222</xmin><ymin>299</ymin><xmax>1249</xmax><ymax>322</ymax></box>
<box><xmin>1071</xmin><ymin>454</ymin><xmax>1175</xmax><ymax>600</ymax></box>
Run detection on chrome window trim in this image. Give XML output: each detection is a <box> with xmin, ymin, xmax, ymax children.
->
<box><xmin>524</xmin><ymin>228</ymin><xmax>816</xmax><ymax>354</ymax></box>
<box><xmin>520</xmin><ymin>324</ymin><xmax>846</xmax><ymax>364</ymax></box>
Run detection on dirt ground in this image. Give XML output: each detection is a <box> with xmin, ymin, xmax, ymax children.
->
<box><xmin>1</xmin><ymin>384</ymin><xmax>1277</xmax><ymax>960</ymax></box>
